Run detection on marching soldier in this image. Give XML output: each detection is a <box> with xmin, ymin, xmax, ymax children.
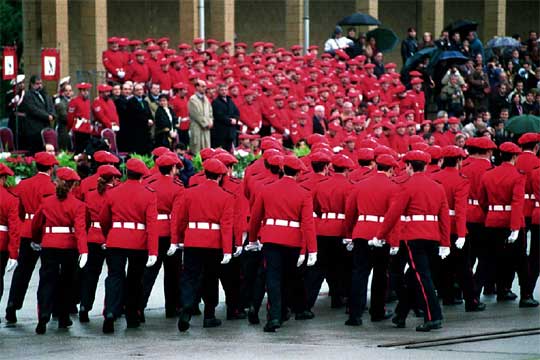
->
<box><xmin>92</xmin><ymin>84</ymin><xmax>120</xmax><ymax>133</ymax></box>
<box><xmin>99</xmin><ymin>158</ymin><xmax>159</xmax><ymax>333</ymax></box>
<box><xmin>5</xmin><ymin>152</ymin><xmax>57</xmax><ymax>325</ymax></box>
<box><xmin>67</xmin><ymin>82</ymin><xmax>93</xmax><ymax>154</ymax></box>
<box><xmin>75</xmin><ymin>150</ymin><xmax>119</xmax><ymax>201</ymax></box>
<box><xmin>32</xmin><ymin>167</ymin><xmax>88</xmax><ymax>334</ymax></box>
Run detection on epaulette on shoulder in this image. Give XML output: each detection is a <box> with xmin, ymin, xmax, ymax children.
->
<box><xmin>518</xmin><ymin>169</ymin><xmax>526</xmax><ymax>175</ymax></box>
<box><xmin>147</xmin><ymin>178</ymin><xmax>157</xmax><ymax>185</ymax></box>
<box><xmin>6</xmin><ymin>188</ymin><xmax>18</xmax><ymax>198</ymax></box>
<box><xmin>222</xmin><ymin>187</ymin><xmax>235</xmax><ymax>196</ymax></box>
<box><xmin>229</xmin><ymin>177</ymin><xmax>240</xmax><ymax>184</ymax></box>
<box><xmin>173</xmin><ymin>178</ymin><xmax>184</xmax><ymax>187</ymax></box>
<box><xmin>145</xmin><ymin>186</ymin><xmax>156</xmax><ymax>192</ymax></box>
<box><xmin>42</xmin><ymin>193</ymin><xmax>53</xmax><ymax>198</ymax></box>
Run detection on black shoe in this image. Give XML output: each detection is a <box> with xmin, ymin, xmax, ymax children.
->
<box><xmin>497</xmin><ymin>291</ymin><xmax>518</xmax><ymax>301</ymax></box>
<box><xmin>203</xmin><ymin>317</ymin><xmax>222</xmax><ymax>328</ymax></box>
<box><xmin>5</xmin><ymin>307</ymin><xmax>17</xmax><ymax>324</ymax></box>
<box><xmin>247</xmin><ymin>307</ymin><xmax>260</xmax><ymax>325</ymax></box>
<box><xmin>465</xmin><ymin>302</ymin><xmax>486</xmax><ymax>312</ymax></box>
<box><xmin>519</xmin><ymin>298</ymin><xmax>540</xmax><ymax>308</ymax></box>
<box><xmin>345</xmin><ymin>317</ymin><xmax>362</xmax><ymax>326</ymax></box>
<box><xmin>391</xmin><ymin>315</ymin><xmax>406</xmax><ymax>328</ymax></box>
<box><xmin>79</xmin><ymin>310</ymin><xmax>90</xmax><ymax>323</ymax></box>
<box><xmin>191</xmin><ymin>305</ymin><xmax>202</xmax><ymax>316</ymax></box>
<box><xmin>416</xmin><ymin>320</ymin><xmax>442</xmax><ymax>332</ymax></box>
<box><xmin>165</xmin><ymin>308</ymin><xmax>178</xmax><ymax>319</ymax></box>
<box><xmin>443</xmin><ymin>298</ymin><xmax>464</xmax><ymax>305</ymax></box>
<box><xmin>103</xmin><ymin>318</ymin><xmax>114</xmax><ymax>334</ymax></box>
<box><xmin>263</xmin><ymin>319</ymin><xmax>281</xmax><ymax>332</ymax></box>
<box><xmin>227</xmin><ymin>308</ymin><xmax>247</xmax><ymax>320</ymax></box>
<box><xmin>371</xmin><ymin>310</ymin><xmax>393</xmax><ymax>322</ymax></box>
<box><xmin>295</xmin><ymin>310</ymin><xmax>315</xmax><ymax>320</ymax></box>
<box><xmin>35</xmin><ymin>320</ymin><xmax>47</xmax><ymax>335</ymax></box>
<box><xmin>58</xmin><ymin>317</ymin><xmax>73</xmax><ymax>329</ymax></box>
<box><xmin>177</xmin><ymin>311</ymin><xmax>191</xmax><ymax>332</ymax></box>
<box><xmin>126</xmin><ymin>318</ymin><xmax>140</xmax><ymax>329</ymax></box>
<box><xmin>413</xmin><ymin>308</ymin><xmax>425</xmax><ymax>318</ymax></box>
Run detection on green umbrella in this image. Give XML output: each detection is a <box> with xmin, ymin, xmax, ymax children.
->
<box><xmin>505</xmin><ymin>114</ymin><xmax>540</xmax><ymax>134</ymax></box>
<box><xmin>366</xmin><ymin>28</ymin><xmax>399</xmax><ymax>53</ymax></box>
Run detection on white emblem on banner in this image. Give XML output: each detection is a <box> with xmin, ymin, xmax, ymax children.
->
<box><xmin>4</xmin><ymin>55</ymin><xmax>14</xmax><ymax>76</ymax></box>
<box><xmin>44</xmin><ymin>56</ymin><xmax>56</xmax><ymax>76</ymax></box>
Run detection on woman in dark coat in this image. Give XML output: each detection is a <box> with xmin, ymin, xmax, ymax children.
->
<box><xmin>154</xmin><ymin>94</ymin><xmax>178</xmax><ymax>150</ymax></box>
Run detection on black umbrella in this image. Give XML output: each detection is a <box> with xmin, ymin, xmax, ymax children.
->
<box><xmin>444</xmin><ymin>19</ymin><xmax>478</xmax><ymax>37</ymax></box>
<box><xmin>337</xmin><ymin>12</ymin><xmax>381</xmax><ymax>26</ymax></box>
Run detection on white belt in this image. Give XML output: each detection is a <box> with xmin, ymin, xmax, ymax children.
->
<box><xmin>357</xmin><ymin>215</ymin><xmax>384</xmax><ymax>223</ymax></box>
<box><xmin>25</xmin><ymin>213</ymin><xmax>34</xmax><ymax>220</ymax></box>
<box><xmin>45</xmin><ymin>226</ymin><xmax>74</xmax><ymax>234</ymax></box>
<box><xmin>188</xmin><ymin>222</ymin><xmax>220</xmax><ymax>230</ymax></box>
<box><xmin>488</xmin><ymin>205</ymin><xmax>511</xmax><ymax>212</ymax></box>
<box><xmin>449</xmin><ymin>209</ymin><xmax>456</xmax><ymax>216</ymax></box>
<box><xmin>112</xmin><ymin>222</ymin><xmax>146</xmax><ymax>230</ymax></box>
<box><xmin>535</xmin><ymin>201</ymin><xmax>540</xmax><ymax>208</ymax></box>
<box><xmin>321</xmin><ymin>212</ymin><xmax>345</xmax><ymax>220</ymax></box>
<box><xmin>525</xmin><ymin>194</ymin><xmax>536</xmax><ymax>200</ymax></box>
<box><xmin>157</xmin><ymin>214</ymin><xmax>171</xmax><ymax>220</ymax></box>
<box><xmin>265</xmin><ymin>218</ymin><xmax>300</xmax><ymax>228</ymax></box>
<box><xmin>0</xmin><ymin>225</ymin><xmax>8</xmax><ymax>232</ymax></box>
<box><xmin>91</xmin><ymin>222</ymin><xmax>101</xmax><ymax>229</ymax></box>
<box><xmin>468</xmin><ymin>199</ymin><xmax>479</xmax><ymax>206</ymax></box>
<box><xmin>313</xmin><ymin>212</ymin><xmax>318</xmax><ymax>218</ymax></box>
<box><xmin>400</xmin><ymin>215</ymin><xmax>439</xmax><ymax>222</ymax></box>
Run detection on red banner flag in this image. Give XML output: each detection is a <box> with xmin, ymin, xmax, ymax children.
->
<box><xmin>2</xmin><ymin>47</ymin><xmax>18</xmax><ymax>80</ymax></box>
<box><xmin>41</xmin><ymin>48</ymin><xmax>60</xmax><ymax>81</ymax></box>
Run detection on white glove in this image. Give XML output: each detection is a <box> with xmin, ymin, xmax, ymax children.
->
<box><xmin>111</xmin><ymin>125</ymin><xmax>120</xmax><ymax>132</ymax></box>
<box><xmin>283</xmin><ymin>128</ymin><xmax>290</xmax><ymax>136</ymax></box>
<box><xmin>221</xmin><ymin>253</ymin><xmax>232</xmax><ymax>264</ymax></box>
<box><xmin>389</xmin><ymin>247</ymin><xmax>399</xmax><ymax>256</ymax></box>
<box><xmin>242</xmin><ymin>232</ymin><xmax>248</xmax><ymax>244</ymax></box>
<box><xmin>101</xmin><ymin>243</ymin><xmax>107</xmax><ymax>250</ymax></box>
<box><xmin>117</xmin><ymin>70</ymin><xmax>125</xmax><ymax>78</ymax></box>
<box><xmin>146</xmin><ymin>255</ymin><xmax>157</xmax><ymax>267</ymax></box>
<box><xmin>439</xmin><ymin>246</ymin><xmax>450</xmax><ymax>260</ymax></box>
<box><xmin>233</xmin><ymin>246</ymin><xmax>243</xmax><ymax>257</ymax></box>
<box><xmin>169</xmin><ymin>130</ymin><xmax>178</xmax><ymax>138</ymax></box>
<box><xmin>241</xmin><ymin>125</ymin><xmax>248</xmax><ymax>134</ymax></box>
<box><xmin>245</xmin><ymin>240</ymin><xmax>262</xmax><ymax>252</ymax></box>
<box><xmin>332</xmin><ymin>146</ymin><xmax>343</xmax><ymax>153</ymax></box>
<box><xmin>5</xmin><ymin>258</ymin><xmax>17</xmax><ymax>272</ymax></box>
<box><xmin>342</xmin><ymin>238</ymin><xmax>354</xmax><ymax>251</ymax></box>
<box><xmin>296</xmin><ymin>254</ymin><xmax>306</xmax><ymax>267</ymax></box>
<box><xmin>253</xmin><ymin>127</ymin><xmax>260</xmax><ymax>134</ymax></box>
<box><xmin>507</xmin><ymin>230</ymin><xmax>519</xmax><ymax>244</ymax></box>
<box><xmin>78</xmin><ymin>253</ymin><xmax>88</xmax><ymax>269</ymax></box>
<box><xmin>167</xmin><ymin>244</ymin><xmax>178</xmax><ymax>256</ymax></box>
<box><xmin>307</xmin><ymin>252</ymin><xmax>317</xmax><ymax>266</ymax></box>
<box><xmin>367</xmin><ymin>237</ymin><xmax>386</xmax><ymax>247</ymax></box>
<box><xmin>30</xmin><ymin>242</ymin><xmax>42</xmax><ymax>251</ymax></box>
<box><xmin>455</xmin><ymin>237</ymin><xmax>466</xmax><ymax>249</ymax></box>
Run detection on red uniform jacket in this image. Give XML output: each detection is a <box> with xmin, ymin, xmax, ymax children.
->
<box><xmin>32</xmin><ymin>194</ymin><xmax>88</xmax><ymax>254</ymax></box>
<box><xmin>14</xmin><ymin>173</ymin><xmax>56</xmax><ymax>239</ymax></box>
<box><xmin>433</xmin><ymin>131</ymin><xmax>453</xmax><ymax>147</ymax></box>
<box><xmin>67</xmin><ymin>95</ymin><xmax>93</xmax><ymax>134</ymax></box>
<box><xmin>128</xmin><ymin>60</ymin><xmax>151</xmax><ymax>83</ymax></box>
<box><xmin>390</xmin><ymin>134</ymin><xmax>409</xmax><ymax>155</ymax></box>
<box><xmin>479</xmin><ymin>162</ymin><xmax>525</xmax><ymax>230</ymax></box>
<box><xmin>99</xmin><ymin>179</ymin><xmax>159</xmax><ymax>255</ymax></box>
<box><xmin>378</xmin><ymin>172</ymin><xmax>451</xmax><ymax>246</ymax></box>
<box><xmin>85</xmin><ymin>185</ymin><xmax>114</xmax><ymax>244</ymax></box>
<box><xmin>530</xmin><ymin>167</ymin><xmax>540</xmax><ymax>225</ymax></box>
<box><xmin>349</xmin><ymin>166</ymin><xmax>374</xmax><ymax>183</ymax></box>
<box><xmin>344</xmin><ymin>172</ymin><xmax>399</xmax><ymax>243</ymax></box>
<box><xmin>313</xmin><ymin>174</ymin><xmax>352</xmax><ymax>237</ymax></box>
<box><xmin>431</xmin><ymin>167</ymin><xmax>470</xmax><ymax>237</ymax></box>
<box><xmin>152</xmin><ymin>69</ymin><xmax>173</xmax><ymax>92</ymax></box>
<box><xmin>102</xmin><ymin>49</ymin><xmax>127</xmax><ymax>83</ymax></box>
<box><xmin>516</xmin><ymin>151</ymin><xmax>540</xmax><ymax>218</ymax></box>
<box><xmin>92</xmin><ymin>97</ymin><xmax>119</xmax><ymax>131</ymax></box>
<box><xmin>147</xmin><ymin>174</ymin><xmax>185</xmax><ymax>238</ymax></box>
<box><xmin>290</xmin><ymin>122</ymin><xmax>313</xmax><ymax>145</ymax></box>
<box><xmin>238</xmin><ymin>101</ymin><xmax>263</xmax><ymax>131</ymax></box>
<box><xmin>221</xmin><ymin>176</ymin><xmax>245</xmax><ymax>247</ymax></box>
<box><xmin>0</xmin><ymin>187</ymin><xmax>21</xmax><ymax>259</ymax></box>
<box><xmin>171</xmin><ymin>179</ymin><xmax>234</xmax><ymax>254</ymax></box>
<box><xmin>249</xmin><ymin>176</ymin><xmax>317</xmax><ymax>253</ymax></box>
<box><xmin>461</xmin><ymin>157</ymin><xmax>493</xmax><ymax>224</ymax></box>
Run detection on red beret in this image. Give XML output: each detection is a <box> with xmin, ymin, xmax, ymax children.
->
<box><xmin>152</xmin><ymin>146</ymin><xmax>171</xmax><ymax>157</ymax></box>
<box><xmin>364</xmin><ymin>63</ymin><xmax>376</xmax><ymax>69</ymax></box>
<box><xmin>177</xmin><ymin>43</ymin><xmax>191</xmax><ymax>50</ymax></box>
<box><xmin>220</xmin><ymin>41</ymin><xmax>232</xmax><ymax>47</ymax></box>
<box><xmin>468</xmin><ymin>137</ymin><xmax>497</xmax><ymax>150</ymax></box>
<box><xmin>408</xmin><ymin>135</ymin><xmax>424</xmax><ymax>144</ymax></box>
<box><xmin>409</xmin><ymin>71</ymin><xmax>422</xmax><ymax>77</ymax></box>
<box><xmin>264</xmin><ymin>42</ymin><xmax>275</xmax><ymax>48</ymax></box>
<box><xmin>129</xmin><ymin>40</ymin><xmax>142</xmax><ymax>46</ymax></box>
<box><xmin>76</xmin><ymin>82</ymin><xmax>92</xmax><ymax>90</ymax></box>
<box><xmin>34</xmin><ymin>152</ymin><xmax>58</xmax><ymax>166</ymax></box>
<box><xmin>134</xmin><ymin>49</ymin><xmax>146</xmax><ymax>56</ymax></box>
<box><xmin>306</xmin><ymin>133</ymin><xmax>326</xmax><ymax>146</ymax></box>
<box><xmin>143</xmin><ymin>38</ymin><xmax>155</xmax><ymax>44</ymax></box>
<box><xmin>283</xmin><ymin>155</ymin><xmax>306</xmax><ymax>171</ymax></box>
<box><xmin>518</xmin><ymin>132</ymin><xmax>540</xmax><ymax>145</ymax></box>
<box><xmin>235</xmin><ymin>42</ymin><xmax>247</xmax><ymax>48</ymax></box>
<box><xmin>499</xmin><ymin>141</ymin><xmax>522</xmax><ymax>154</ymax></box>
<box><xmin>410</xmin><ymin>78</ymin><xmax>423</xmax><ymax>85</ymax></box>
<box><xmin>335</xmin><ymin>49</ymin><xmax>350</xmax><ymax>60</ymax></box>
<box><xmin>358</xmin><ymin>138</ymin><xmax>379</xmax><ymax>150</ymax></box>
<box><xmin>97</xmin><ymin>164</ymin><xmax>121</xmax><ymax>177</ymax></box>
<box><xmin>199</xmin><ymin>148</ymin><xmax>216</xmax><ymax>161</ymax></box>
<box><xmin>94</xmin><ymin>150</ymin><xmax>119</xmax><ymax>164</ymax></box>
<box><xmin>433</xmin><ymin>118</ymin><xmax>446</xmax><ymax>125</ymax></box>
<box><xmin>118</xmin><ymin>37</ymin><xmax>130</xmax><ymax>47</ymax></box>
<box><xmin>56</xmin><ymin>167</ymin><xmax>80</xmax><ymax>181</ymax></box>
<box><xmin>441</xmin><ymin>145</ymin><xmax>466</xmax><ymax>158</ymax></box>
<box><xmin>332</xmin><ymin>154</ymin><xmax>355</xmax><ymax>169</ymax></box>
<box><xmin>203</xmin><ymin>158</ymin><xmax>228</xmax><ymax>174</ymax></box>
<box><xmin>126</xmin><ymin>158</ymin><xmax>149</xmax><ymax>176</ymax></box>
<box><xmin>267</xmin><ymin>154</ymin><xmax>284</xmax><ymax>167</ymax></box>
<box><xmin>173</xmin><ymin>82</ymin><xmax>187</xmax><ymax>90</ymax></box>
<box><xmin>97</xmin><ymin>84</ymin><xmax>112</xmax><ymax>92</ymax></box>
<box><xmin>395</xmin><ymin>122</ymin><xmax>407</xmax><ymax>129</ymax></box>
<box><xmin>107</xmin><ymin>37</ymin><xmax>119</xmax><ymax>44</ymax></box>
<box><xmin>374</xmin><ymin>145</ymin><xmax>395</xmax><ymax>158</ymax></box>
<box><xmin>193</xmin><ymin>38</ymin><xmax>205</xmax><ymax>45</ymax></box>
<box><xmin>310</xmin><ymin>151</ymin><xmax>332</xmax><ymax>163</ymax></box>
<box><xmin>0</xmin><ymin>163</ymin><xmax>14</xmax><ymax>176</ymax></box>
<box><xmin>291</xmin><ymin>45</ymin><xmax>302</xmax><ymax>51</ymax></box>
<box><xmin>157</xmin><ymin>37</ymin><xmax>169</xmax><ymax>44</ymax></box>
<box><xmin>411</xmin><ymin>142</ymin><xmax>430</xmax><ymax>151</ymax></box>
<box><xmin>448</xmin><ymin>117</ymin><xmax>461</xmax><ymax>125</ymax></box>
<box><xmin>263</xmin><ymin>148</ymin><xmax>281</xmax><ymax>160</ymax></box>
<box><xmin>328</xmin><ymin>122</ymin><xmax>342</xmax><ymax>132</ymax></box>
<box><xmin>214</xmin><ymin>152</ymin><xmax>238</xmax><ymax>166</ymax></box>
<box><xmin>206</xmin><ymin>38</ymin><xmax>219</xmax><ymax>45</ymax></box>
<box><xmin>156</xmin><ymin>153</ymin><xmax>182</xmax><ymax>167</ymax></box>
<box><xmin>421</xmin><ymin>119</ymin><xmax>433</xmax><ymax>126</ymax></box>
<box><xmin>371</xmin><ymin>110</ymin><xmax>383</xmax><ymax>117</ymax></box>
<box><xmin>344</xmin><ymin>135</ymin><xmax>357</xmax><ymax>143</ymax></box>
<box><xmin>357</xmin><ymin>148</ymin><xmax>375</xmax><ymax>161</ymax></box>
<box><xmin>384</xmin><ymin>63</ymin><xmax>397</xmax><ymax>69</ymax></box>
<box><xmin>404</xmin><ymin>150</ymin><xmax>431</xmax><ymax>163</ymax></box>
<box><xmin>146</xmin><ymin>45</ymin><xmax>160</xmax><ymax>52</ymax></box>
<box><xmin>261</xmin><ymin>138</ymin><xmax>281</xmax><ymax>151</ymax></box>
<box><xmin>426</xmin><ymin>146</ymin><xmax>442</xmax><ymax>160</ymax></box>
<box><xmin>376</xmin><ymin>154</ymin><xmax>399</xmax><ymax>168</ymax></box>
<box><xmin>273</xmin><ymin>95</ymin><xmax>285</xmax><ymax>101</ymax></box>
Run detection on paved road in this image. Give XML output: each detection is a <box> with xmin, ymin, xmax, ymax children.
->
<box><xmin>0</xmin><ymin>263</ymin><xmax>539</xmax><ymax>360</ymax></box>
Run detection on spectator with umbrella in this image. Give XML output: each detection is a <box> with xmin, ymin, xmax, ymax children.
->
<box><xmin>324</xmin><ymin>26</ymin><xmax>353</xmax><ymax>56</ymax></box>
<box><xmin>401</xmin><ymin>27</ymin><xmax>418</xmax><ymax>65</ymax></box>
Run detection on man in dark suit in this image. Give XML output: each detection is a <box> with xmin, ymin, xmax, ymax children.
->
<box><xmin>211</xmin><ymin>83</ymin><xmax>240</xmax><ymax>152</ymax></box>
<box><xmin>19</xmin><ymin>75</ymin><xmax>55</xmax><ymax>154</ymax></box>
<box><xmin>125</xmin><ymin>83</ymin><xmax>153</xmax><ymax>155</ymax></box>
<box><xmin>312</xmin><ymin>105</ymin><xmax>326</xmax><ymax>135</ymax></box>
<box><xmin>114</xmin><ymin>81</ymin><xmax>133</xmax><ymax>152</ymax></box>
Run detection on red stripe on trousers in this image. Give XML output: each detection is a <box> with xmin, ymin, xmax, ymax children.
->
<box><xmin>405</xmin><ymin>242</ymin><xmax>432</xmax><ymax>321</ymax></box>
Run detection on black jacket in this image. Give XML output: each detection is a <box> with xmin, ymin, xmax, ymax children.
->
<box><xmin>401</xmin><ymin>37</ymin><xmax>418</xmax><ymax>64</ymax></box>
<box><xmin>20</xmin><ymin>89</ymin><xmax>55</xmax><ymax>137</ymax></box>
<box><xmin>125</xmin><ymin>96</ymin><xmax>153</xmax><ymax>154</ymax></box>
<box><xmin>211</xmin><ymin>96</ymin><xmax>240</xmax><ymax>143</ymax></box>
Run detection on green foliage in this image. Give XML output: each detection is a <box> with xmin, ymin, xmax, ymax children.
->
<box><xmin>56</xmin><ymin>151</ymin><xmax>77</xmax><ymax>169</ymax></box>
<box><xmin>130</xmin><ymin>153</ymin><xmax>154</xmax><ymax>169</ymax></box>
<box><xmin>233</xmin><ymin>152</ymin><xmax>259</xmax><ymax>179</ymax></box>
<box><xmin>293</xmin><ymin>144</ymin><xmax>311</xmax><ymax>158</ymax></box>
<box><xmin>192</xmin><ymin>153</ymin><xmax>203</xmax><ymax>172</ymax></box>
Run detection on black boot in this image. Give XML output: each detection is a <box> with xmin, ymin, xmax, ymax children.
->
<box><xmin>391</xmin><ymin>315</ymin><xmax>406</xmax><ymax>328</ymax></box>
<box><xmin>102</xmin><ymin>317</ymin><xmax>115</xmax><ymax>334</ymax></box>
<box><xmin>465</xmin><ymin>302</ymin><xmax>486</xmax><ymax>312</ymax></box>
<box><xmin>35</xmin><ymin>319</ymin><xmax>47</xmax><ymax>335</ymax></box>
<box><xmin>263</xmin><ymin>319</ymin><xmax>281</xmax><ymax>332</ymax></box>
<box><xmin>247</xmin><ymin>306</ymin><xmax>260</xmax><ymax>325</ymax></box>
<box><xmin>416</xmin><ymin>320</ymin><xmax>442</xmax><ymax>332</ymax></box>
<box><xmin>203</xmin><ymin>317</ymin><xmax>222</xmax><ymax>328</ymax></box>
<box><xmin>58</xmin><ymin>316</ymin><xmax>73</xmax><ymax>329</ymax></box>
<box><xmin>177</xmin><ymin>311</ymin><xmax>191</xmax><ymax>332</ymax></box>
<box><xmin>519</xmin><ymin>297</ymin><xmax>540</xmax><ymax>308</ymax></box>
<box><xmin>79</xmin><ymin>310</ymin><xmax>90</xmax><ymax>323</ymax></box>
<box><xmin>227</xmin><ymin>308</ymin><xmax>247</xmax><ymax>320</ymax></box>
<box><xmin>295</xmin><ymin>310</ymin><xmax>315</xmax><ymax>320</ymax></box>
<box><xmin>345</xmin><ymin>317</ymin><xmax>363</xmax><ymax>326</ymax></box>
<box><xmin>5</xmin><ymin>306</ymin><xmax>17</xmax><ymax>324</ymax></box>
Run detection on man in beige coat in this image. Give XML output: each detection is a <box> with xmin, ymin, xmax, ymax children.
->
<box><xmin>188</xmin><ymin>80</ymin><xmax>213</xmax><ymax>154</ymax></box>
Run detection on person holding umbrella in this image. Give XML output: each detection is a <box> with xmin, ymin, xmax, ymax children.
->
<box><xmin>324</xmin><ymin>26</ymin><xmax>353</xmax><ymax>56</ymax></box>
<box><xmin>401</xmin><ymin>27</ymin><xmax>418</xmax><ymax>65</ymax></box>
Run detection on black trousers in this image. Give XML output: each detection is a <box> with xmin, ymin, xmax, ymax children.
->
<box><xmin>180</xmin><ymin>247</ymin><xmax>221</xmax><ymax>318</ymax></box>
<box><xmin>467</xmin><ymin>222</ymin><xmax>485</xmax><ymax>269</ymax></box>
<box><xmin>389</xmin><ymin>240</ymin><xmax>409</xmax><ymax>297</ymax></box>
<box><xmin>348</xmin><ymin>240</ymin><xmax>390</xmax><ymax>319</ymax></box>
<box><xmin>304</xmin><ymin>236</ymin><xmax>347</xmax><ymax>310</ymax></box>
<box><xmin>263</xmin><ymin>243</ymin><xmax>300</xmax><ymax>323</ymax></box>
<box><xmin>240</xmin><ymin>250</ymin><xmax>266</xmax><ymax>311</ymax></box>
<box><xmin>395</xmin><ymin>240</ymin><xmax>442</xmax><ymax>322</ymax></box>
<box><xmin>37</xmin><ymin>248</ymin><xmax>78</xmax><ymax>322</ymax></box>
<box><xmin>80</xmin><ymin>242</ymin><xmax>106</xmax><ymax>312</ymax></box>
<box><xmin>7</xmin><ymin>238</ymin><xmax>40</xmax><ymax>310</ymax></box>
<box><xmin>0</xmin><ymin>251</ymin><xmax>8</xmax><ymax>303</ymax></box>
<box><xmin>530</xmin><ymin>224</ymin><xmax>540</xmax><ymax>295</ymax></box>
<box><xmin>142</xmin><ymin>237</ymin><xmax>182</xmax><ymax>313</ymax></box>
<box><xmin>104</xmin><ymin>248</ymin><xmax>147</xmax><ymax>321</ymax></box>
<box><xmin>219</xmin><ymin>255</ymin><xmax>242</xmax><ymax>312</ymax></box>
<box><xmin>439</xmin><ymin>234</ymin><xmax>478</xmax><ymax>305</ymax></box>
